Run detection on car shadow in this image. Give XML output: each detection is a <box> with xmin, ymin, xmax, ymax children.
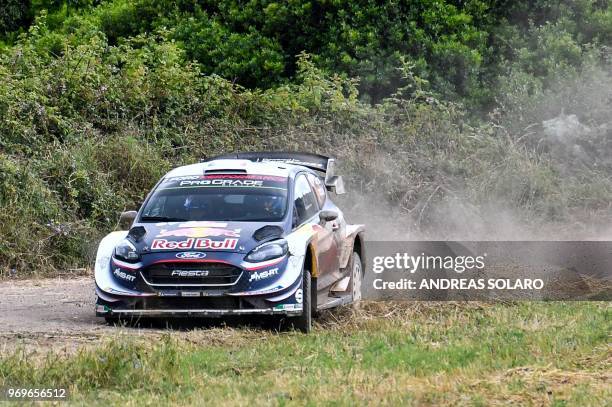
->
<box><xmin>107</xmin><ymin>315</ymin><xmax>297</xmax><ymax>332</ymax></box>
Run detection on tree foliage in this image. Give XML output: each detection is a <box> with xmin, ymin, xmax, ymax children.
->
<box><xmin>2</xmin><ymin>1</ymin><xmax>609</xmax><ymax>106</ymax></box>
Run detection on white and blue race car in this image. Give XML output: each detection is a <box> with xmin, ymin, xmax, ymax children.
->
<box><xmin>94</xmin><ymin>152</ymin><xmax>365</xmax><ymax>332</ymax></box>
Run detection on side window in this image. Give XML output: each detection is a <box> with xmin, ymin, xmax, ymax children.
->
<box><xmin>307</xmin><ymin>173</ymin><xmax>327</xmax><ymax>208</ymax></box>
<box><xmin>294</xmin><ymin>174</ymin><xmax>319</xmax><ymax>226</ymax></box>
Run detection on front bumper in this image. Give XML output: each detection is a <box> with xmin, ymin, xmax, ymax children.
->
<box><xmin>95</xmin><ymin>283</ymin><xmax>303</xmax><ymax>317</ymax></box>
<box><xmin>95</xmin><ymin>253</ymin><xmax>305</xmax><ymax>318</ymax></box>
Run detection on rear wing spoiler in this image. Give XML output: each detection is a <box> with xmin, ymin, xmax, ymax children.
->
<box><xmin>203</xmin><ymin>151</ymin><xmax>345</xmax><ymax>194</ymax></box>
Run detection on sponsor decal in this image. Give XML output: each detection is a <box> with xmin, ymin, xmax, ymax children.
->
<box><xmin>180</xmin><ymin>179</ymin><xmax>263</xmax><ymax>187</ymax></box>
<box><xmin>161</xmin><ymin>174</ymin><xmax>287</xmax><ymax>190</ymax></box>
<box><xmin>231</xmin><ymin>285</ymin><xmax>283</xmax><ymax>296</ymax></box>
<box><xmin>181</xmin><ymin>291</ymin><xmax>201</xmax><ymax>297</ymax></box>
<box><xmin>151</xmin><ymin>238</ymin><xmax>193</xmax><ymax>250</ymax></box>
<box><xmin>273</xmin><ymin>304</ymin><xmax>303</xmax><ymax>311</ymax></box>
<box><xmin>204</xmin><ymin>174</ymin><xmax>287</xmax><ymax>181</ymax></box>
<box><xmin>171</xmin><ymin>270</ymin><xmax>209</xmax><ymax>277</ymax></box>
<box><xmin>158</xmin><ymin>291</ymin><xmax>179</xmax><ymax>297</ymax></box>
<box><xmin>113</xmin><ymin>268</ymin><xmax>136</xmax><ymax>282</ymax></box>
<box><xmin>158</xmin><ymin>227</ymin><xmax>240</xmax><ymax>239</ymax></box>
<box><xmin>295</xmin><ymin>289</ymin><xmax>303</xmax><ymax>304</ymax></box>
<box><xmin>249</xmin><ymin>267</ymin><xmax>279</xmax><ymax>283</ymax></box>
<box><xmin>193</xmin><ymin>238</ymin><xmax>239</xmax><ymax>250</ymax></box>
<box><xmin>151</xmin><ymin>237</ymin><xmax>238</xmax><ymax>250</ymax></box>
<box><xmin>201</xmin><ymin>291</ymin><xmax>224</xmax><ymax>297</ymax></box>
<box><xmin>166</xmin><ymin>175</ymin><xmax>286</xmax><ymax>182</ymax></box>
<box><xmin>176</xmin><ymin>252</ymin><xmax>207</xmax><ymax>259</ymax></box>
<box><xmin>165</xmin><ymin>175</ymin><xmax>201</xmax><ymax>182</ymax></box>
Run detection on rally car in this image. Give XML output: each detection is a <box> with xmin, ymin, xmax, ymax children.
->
<box><xmin>94</xmin><ymin>152</ymin><xmax>365</xmax><ymax>332</ymax></box>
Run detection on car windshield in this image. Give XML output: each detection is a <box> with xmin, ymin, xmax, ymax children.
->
<box><xmin>140</xmin><ymin>174</ymin><xmax>288</xmax><ymax>222</ymax></box>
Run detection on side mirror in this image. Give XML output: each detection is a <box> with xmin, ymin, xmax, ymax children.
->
<box><xmin>119</xmin><ymin>211</ymin><xmax>137</xmax><ymax>230</ymax></box>
<box><xmin>325</xmin><ymin>175</ymin><xmax>345</xmax><ymax>195</ymax></box>
<box><xmin>319</xmin><ymin>210</ymin><xmax>338</xmax><ymax>222</ymax></box>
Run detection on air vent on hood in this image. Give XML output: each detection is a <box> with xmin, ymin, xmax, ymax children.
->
<box><xmin>253</xmin><ymin>225</ymin><xmax>284</xmax><ymax>241</ymax></box>
<box><xmin>128</xmin><ymin>226</ymin><xmax>146</xmax><ymax>242</ymax></box>
<box><xmin>204</xmin><ymin>169</ymin><xmax>248</xmax><ymax>174</ymax></box>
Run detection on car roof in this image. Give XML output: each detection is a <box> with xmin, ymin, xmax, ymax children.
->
<box><xmin>163</xmin><ymin>159</ymin><xmax>315</xmax><ymax>179</ymax></box>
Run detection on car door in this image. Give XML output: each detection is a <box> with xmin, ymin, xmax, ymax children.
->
<box><xmin>306</xmin><ymin>172</ymin><xmax>345</xmax><ymax>246</ymax></box>
<box><xmin>293</xmin><ymin>173</ymin><xmax>340</xmax><ymax>278</ymax></box>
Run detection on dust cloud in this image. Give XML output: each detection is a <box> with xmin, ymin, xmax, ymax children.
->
<box><xmin>341</xmin><ymin>66</ymin><xmax>612</xmax><ymax>241</ymax></box>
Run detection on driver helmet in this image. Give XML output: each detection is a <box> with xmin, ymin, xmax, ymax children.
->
<box><xmin>184</xmin><ymin>194</ymin><xmax>210</xmax><ymax>219</ymax></box>
<box><xmin>262</xmin><ymin>195</ymin><xmax>284</xmax><ymax>217</ymax></box>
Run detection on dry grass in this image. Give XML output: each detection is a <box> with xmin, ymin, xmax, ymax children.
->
<box><xmin>0</xmin><ymin>301</ymin><xmax>608</xmax><ymax>405</ymax></box>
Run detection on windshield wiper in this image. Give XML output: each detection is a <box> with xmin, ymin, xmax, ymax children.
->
<box><xmin>140</xmin><ymin>216</ymin><xmax>188</xmax><ymax>222</ymax></box>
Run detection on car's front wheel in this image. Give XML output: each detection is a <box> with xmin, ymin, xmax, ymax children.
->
<box><xmin>350</xmin><ymin>251</ymin><xmax>363</xmax><ymax>309</ymax></box>
<box><xmin>104</xmin><ymin>315</ymin><xmax>118</xmax><ymax>325</ymax></box>
<box><xmin>291</xmin><ymin>268</ymin><xmax>312</xmax><ymax>333</ymax></box>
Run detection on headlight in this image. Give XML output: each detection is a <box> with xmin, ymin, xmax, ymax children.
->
<box><xmin>114</xmin><ymin>239</ymin><xmax>140</xmax><ymax>262</ymax></box>
<box><xmin>245</xmin><ymin>239</ymin><xmax>288</xmax><ymax>263</ymax></box>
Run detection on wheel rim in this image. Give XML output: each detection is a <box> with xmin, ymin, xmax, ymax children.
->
<box><xmin>352</xmin><ymin>256</ymin><xmax>362</xmax><ymax>301</ymax></box>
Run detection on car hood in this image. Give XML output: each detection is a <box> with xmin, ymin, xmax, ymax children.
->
<box><xmin>132</xmin><ymin>220</ymin><xmax>285</xmax><ymax>255</ymax></box>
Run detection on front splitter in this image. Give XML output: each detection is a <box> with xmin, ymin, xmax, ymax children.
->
<box><xmin>96</xmin><ymin>307</ymin><xmax>302</xmax><ymax>318</ymax></box>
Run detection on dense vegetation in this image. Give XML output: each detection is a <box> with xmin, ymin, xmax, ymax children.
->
<box><xmin>2</xmin><ymin>1</ymin><xmax>611</xmax><ymax>105</ymax></box>
<box><xmin>0</xmin><ymin>1</ymin><xmax>610</xmax><ymax>274</ymax></box>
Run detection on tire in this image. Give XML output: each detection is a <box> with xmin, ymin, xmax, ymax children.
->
<box><xmin>104</xmin><ymin>315</ymin><xmax>119</xmax><ymax>325</ymax></box>
<box><xmin>349</xmin><ymin>252</ymin><xmax>363</xmax><ymax>309</ymax></box>
<box><xmin>291</xmin><ymin>268</ymin><xmax>312</xmax><ymax>333</ymax></box>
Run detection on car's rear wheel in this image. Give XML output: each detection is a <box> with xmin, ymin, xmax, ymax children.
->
<box><xmin>291</xmin><ymin>268</ymin><xmax>312</xmax><ymax>333</ymax></box>
<box><xmin>350</xmin><ymin>252</ymin><xmax>363</xmax><ymax>309</ymax></box>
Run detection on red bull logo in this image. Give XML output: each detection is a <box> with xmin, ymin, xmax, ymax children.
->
<box><xmin>151</xmin><ymin>238</ymin><xmax>239</xmax><ymax>250</ymax></box>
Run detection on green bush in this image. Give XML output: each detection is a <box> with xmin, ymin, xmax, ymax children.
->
<box><xmin>3</xmin><ymin>1</ymin><xmax>609</xmax><ymax>108</ymax></box>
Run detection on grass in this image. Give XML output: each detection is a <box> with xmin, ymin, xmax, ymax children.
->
<box><xmin>0</xmin><ymin>302</ymin><xmax>609</xmax><ymax>405</ymax></box>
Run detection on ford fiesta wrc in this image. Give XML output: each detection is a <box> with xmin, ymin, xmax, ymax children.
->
<box><xmin>94</xmin><ymin>152</ymin><xmax>365</xmax><ymax>332</ymax></box>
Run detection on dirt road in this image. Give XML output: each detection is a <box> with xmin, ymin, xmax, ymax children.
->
<box><xmin>0</xmin><ymin>277</ymin><xmax>315</xmax><ymax>351</ymax></box>
<box><xmin>0</xmin><ymin>277</ymin><xmax>100</xmax><ymax>333</ymax></box>
<box><xmin>0</xmin><ymin>278</ymin><xmax>115</xmax><ymax>351</ymax></box>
